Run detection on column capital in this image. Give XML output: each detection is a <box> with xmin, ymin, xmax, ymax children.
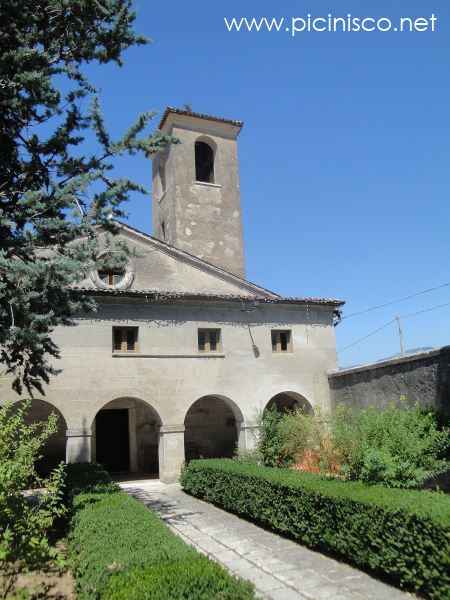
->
<box><xmin>240</xmin><ymin>421</ymin><xmax>260</xmax><ymax>430</ymax></box>
<box><xmin>66</xmin><ymin>428</ymin><xmax>91</xmax><ymax>438</ymax></box>
<box><xmin>160</xmin><ymin>424</ymin><xmax>185</xmax><ymax>434</ymax></box>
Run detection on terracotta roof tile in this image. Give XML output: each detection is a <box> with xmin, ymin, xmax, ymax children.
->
<box><xmin>159</xmin><ymin>106</ymin><xmax>243</xmax><ymax>130</ymax></box>
<box><xmin>72</xmin><ymin>287</ymin><xmax>345</xmax><ymax>307</ymax></box>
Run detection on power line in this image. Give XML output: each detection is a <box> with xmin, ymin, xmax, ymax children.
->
<box><xmin>338</xmin><ymin>319</ymin><xmax>396</xmax><ymax>353</ymax></box>
<box><xmin>338</xmin><ymin>299</ymin><xmax>450</xmax><ymax>354</ymax></box>
<box><xmin>341</xmin><ymin>282</ymin><xmax>450</xmax><ymax>320</ymax></box>
<box><xmin>400</xmin><ymin>299</ymin><xmax>450</xmax><ymax>320</ymax></box>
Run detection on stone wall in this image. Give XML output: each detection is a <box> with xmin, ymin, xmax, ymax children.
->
<box><xmin>328</xmin><ymin>346</ymin><xmax>450</xmax><ymax>416</ymax></box>
<box><xmin>154</xmin><ymin>113</ymin><xmax>245</xmax><ymax>277</ymax></box>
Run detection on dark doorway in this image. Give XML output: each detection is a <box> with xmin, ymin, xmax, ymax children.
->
<box><xmin>96</xmin><ymin>409</ymin><xmax>130</xmax><ymax>472</ymax></box>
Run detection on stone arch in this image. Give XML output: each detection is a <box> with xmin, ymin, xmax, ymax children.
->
<box><xmin>17</xmin><ymin>399</ymin><xmax>68</xmax><ymax>476</ymax></box>
<box><xmin>195</xmin><ymin>137</ymin><xmax>215</xmax><ymax>183</ymax></box>
<box><xmin>184</xmin><ymin>395</ymin><xmax>243</xmax><ymax>461</ymax></box>
<box><xmin>92</xmin><ymin>397</ymin><xmax>161</xmax><ymax>475</ymax></box>
<box><xmin>265</xmin><ymin>391</ymin><xmax>314</xmax><ymax>415</ymax></box>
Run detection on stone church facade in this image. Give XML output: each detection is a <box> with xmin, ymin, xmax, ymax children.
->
<box><xmin>1</xmin><ymin>108</ymin><xmax>344</xmax><ymax>482</ymax></box>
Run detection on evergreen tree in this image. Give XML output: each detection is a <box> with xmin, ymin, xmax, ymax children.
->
<box><xmin>0</xmin><ymin>1</ymin><xmax>174</xmax><ymax>394</ymax></box>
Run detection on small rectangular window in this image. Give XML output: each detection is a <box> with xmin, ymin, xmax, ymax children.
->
<box><xmin>113</xmin><ymin>326</ymin><xmax>138</xmax><ymax>353</ymax></box>
<box><xmin>198</xmin><ymin>329</ymin><xmax>221</xmax><ymax>352</ymax></box>
<box><xmin>271</xmin><ymin>330</ymin><xmax>292</xmax><ymax>353</ymax></box>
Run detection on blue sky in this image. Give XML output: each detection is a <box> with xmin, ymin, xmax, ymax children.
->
<box><xmin>82</xmin><ymin>1</ymin><xmax>450</xmax><ymax>367</ymax></box>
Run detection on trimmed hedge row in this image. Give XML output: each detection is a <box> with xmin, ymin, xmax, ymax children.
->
<box><xmin>181</xmin><ymin>459</ymin><xmax>450</xmax><ymax>600</ymax></box>
<box><xmin>65</xmin><ymin>463</ymin><xmax>255</xmax><ymax>600</ymax></box>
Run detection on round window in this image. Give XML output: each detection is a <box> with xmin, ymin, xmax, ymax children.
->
<box><xmin>91</xmin><ymin>252</ymin><xmax>134</xmax><ymax>290</ymax></box>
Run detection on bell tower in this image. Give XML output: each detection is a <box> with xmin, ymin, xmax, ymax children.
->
<box><xmin>152</xmin><ymin>107</ymin><xmax>245</xmax><ymax>278</ymax></box>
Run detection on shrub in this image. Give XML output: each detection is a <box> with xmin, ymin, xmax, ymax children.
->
<box><xmin>0</xmin><ymin>400</ymin><xmax>66</xmax><ymax>567</ymax></box>
<box><xmin>181</xmin><ymin>459</ymin><xmax>450</xmax><ymax>600</ymax></box>
<box><xmin>278</xmin><ymin>408</ymin><xmax>342</xmax><ymax>475</ymax></box>
<box><xmin>104</xmin><ymin>558</ymin><xmax>255</xmax><ymax>600</ymax></box>
<box><xmin>64</xmin><ymin>462</ymin><xmax>119</xmax><ymax>504</ymax></box>
<box><xmin>264</xmin><ymin>402</ymin><xmax>449</xmax><ymax>488</ymax></box>
<box><xmin>331</xmin><ymin>404</ymin><xmax>449</xmax><ymax>487</ymax></box>
<box><xmin>258</xmin><ymin>407</ymin><xmax>291</xmax><ymax>467</ymax></box>
<box><xmin>233</xmin><ymin>447</ymin><xmax>262</xmax><ymax>465</ymax></box>
<box><xmin>68</xmin><ymin>464</ymin><xmax>255</xmax><ymax>600</ymax></box>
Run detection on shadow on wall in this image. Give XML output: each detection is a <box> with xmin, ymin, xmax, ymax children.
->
<box><xmin>19</xmin><ymin>399</ymin><xmax>68</xmax><ymax>476</ymax></box>
<box><xmin>437</xmin><ymin>347</ymin><xmax>450</xmax><ymax>420</ymax></box>
<box><xmin>79</xmin><ymin>415</ymin><xmax>90</xmax><ymax>464</ymax></box>
<box><xmin>184</xmin><ymin>396</ymin><xmax>239</xmax><ymax>461</ymax></box>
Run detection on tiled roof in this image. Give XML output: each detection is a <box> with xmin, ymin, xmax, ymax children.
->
<box><xmin>73</xmin><ymin>287</ymin><xmax>345</xmax><ymax>307</ymax></box>
<box><xmin>159</xmin><ymin>106</ymin><xmax>243</xmax><ymax>130</ymax></box>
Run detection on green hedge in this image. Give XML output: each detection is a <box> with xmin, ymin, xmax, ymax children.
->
<box><xmin>66</xmin><ymin>463</ymin><xmax>255</xmax><ymax>600</ymax></box>
<box><xmin>104</xmin><ymin>558</ymin><xmax>255</xmax><ymax>600</ymax></box>
<box><xmin>181</xmin><ymin>459</ymin><xmax>450</xmax><ymax>600</ymax></box>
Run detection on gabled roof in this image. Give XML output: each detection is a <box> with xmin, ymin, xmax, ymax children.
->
<box><xmin>159</xmin><ymin>106</ymin><xmax>243</xmax><ymax>131</ymax></box>
<box><xmin>77</xmin><ymin>221</ymin><xmax>344</xmax><ymax>309</ymax></box>
<box><xmin>115</xmin><ymin>221</ymin><xmax>280</xmax><ymax>298</ymax></box>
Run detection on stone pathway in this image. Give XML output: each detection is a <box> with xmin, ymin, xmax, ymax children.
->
<box><xmin>120</xmin><ymin>480</ymin><xmax>414</xmax><ymax>600</ymax></box>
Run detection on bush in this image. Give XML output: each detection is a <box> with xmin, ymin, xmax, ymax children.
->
<box><xmin>67</xmin><ymin>464</ymin><xmax>255</xmax><ymax>600</ymax></box>
<box><xmin>264</xmin><ymin>403</ymin><xmax>449</xmax><ymax>488</ymax></box>
<box><xmin>278</xmin><ymin>407</ymin><xmax>343</xmax><ymax>475</ymax></box>
<box><xmin>258</xmin><ymin>407</ymin><xmax>291</xmax><ymax>467</ymax></box>
<box><xmin>233</xmin><ymin>447</ymin><xmax>262</xmax><ymax>465</ymax></box>
<box><xmin>0</xmin><ymin>400</ymin><xmax>66</xmax><ymax>567</ymax></box>
<box><xmin>331</xmin><ymin>404</ymin><xmax>449</xmax><ymax>487</ymax></box>
<box><xmin>64</xmin><ymin>462</ymin><xmax>118</xmax><ymax>502</ymax></box>
<box><xmin>181</xmin><ymin>459</ymin><xmax>450</xmax><ymax>600</ymax></box>
<box><xmin>104</xmin><ymin>558</ymin><xmax>255</xmax><ymax>600</ymax></box>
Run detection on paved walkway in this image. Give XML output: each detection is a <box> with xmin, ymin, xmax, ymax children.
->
<box><xmin>120</xmin><ymin>480</ymin><xmax>414</xmax><ymax>600</ymax></box>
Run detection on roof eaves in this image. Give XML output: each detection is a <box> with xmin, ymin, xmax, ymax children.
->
<box><xmin>159</xmin><ymin>106</ymin><xmax>244</xmax><ymax>131</ymax></box>
<box><xmin>72</xmin><ymin>287</ymin><xmax>344</xmax><ymax>307</ymax></box>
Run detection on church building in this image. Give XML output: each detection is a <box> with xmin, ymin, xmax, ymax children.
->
<box><xmin>2</xmin><ymin>108</ymin><xmax>344</xmax><ymax>482</ymax></box>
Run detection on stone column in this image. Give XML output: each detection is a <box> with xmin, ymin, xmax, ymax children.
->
<box><xmin>159</xmin><ymin>424</ymin><xmax>185</xmax><ymax>483</ymax></box>
<box><xmin>128</xmin><ymin>406</ymin><xmax>138</xmax><ymax>473</ymax></box>
<box><xmin>66</xmin><ymin>428</ymin><xmax>92</xmax><ymax>463</ymax></box>
<box><xmin>238</xmin><ymin>421</ymin><xmax>260</xmax><ymax>453</ymax></box>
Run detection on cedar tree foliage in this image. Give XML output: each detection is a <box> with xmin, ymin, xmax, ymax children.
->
<box><xmin>0</xmin><ymin>0</ymin><xmax>175</xmax><ymax>394</ymax></box>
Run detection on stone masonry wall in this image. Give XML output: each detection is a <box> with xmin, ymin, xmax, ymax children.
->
<box><xmin>328</xmin><ymin>346</ymin><xmax>450</xmax><ymax>417</ymax></box>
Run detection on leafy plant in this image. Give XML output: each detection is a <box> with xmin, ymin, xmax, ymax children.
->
<box><xmin>331</xmin><ymin>404</ymin><xmax>449</xmax><ymax>488</ymax></box>
<box><xmin>233</xmin><ymin>447</ymin><xmax>262</xmax><ymax>465</ymax></box>
<box><xmin>257</xmin><ymin>408</ymin><xmax>291</xmax><ymax>467</ymax></box>
<box><xmin>182</xmin><ymin>459</ymin><xmax>450</xmax><ymax>600</ymax></box>
<box><xmin>260</xmin><ymin>402</ymin><xmax>449</xmax><ymax>488</ymax></box>
<box><xmin>277</xmin><ymin>407</ymin><xmax>342</xmax><ymax>474</ymax></box>
<box><xmin>0</xmin><ymin>400</ymin><xmax>66</xmax><ymax>567</ymax></box>
<box><xmin>105</xmin><ymin>558</ymin><xmax>256</xmax><ymax>600</ymax></box>
<box><xmin>67</xmin><ymin>464</ymin><xmax>255</xmax><ymax>600</ymax></box>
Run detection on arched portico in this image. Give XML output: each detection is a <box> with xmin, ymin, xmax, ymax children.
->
<box><xmin>184</xmin><ymin>395</ymin><xmax>243</xmax><ymax>461</ymax></box>
<box><xmin>17</xmin><ymin>399</ymin><xmax>67</xmax><ymax>476</ymax></box>
<box><xmin>92</xmin><ymin>397</ymin><xmax>161</xmax><ymax>476</ymax></box>
<box><xmin>265</xmin><ymin>391</ymin><xmax>314</xmax><ymax>415</ymax></box>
